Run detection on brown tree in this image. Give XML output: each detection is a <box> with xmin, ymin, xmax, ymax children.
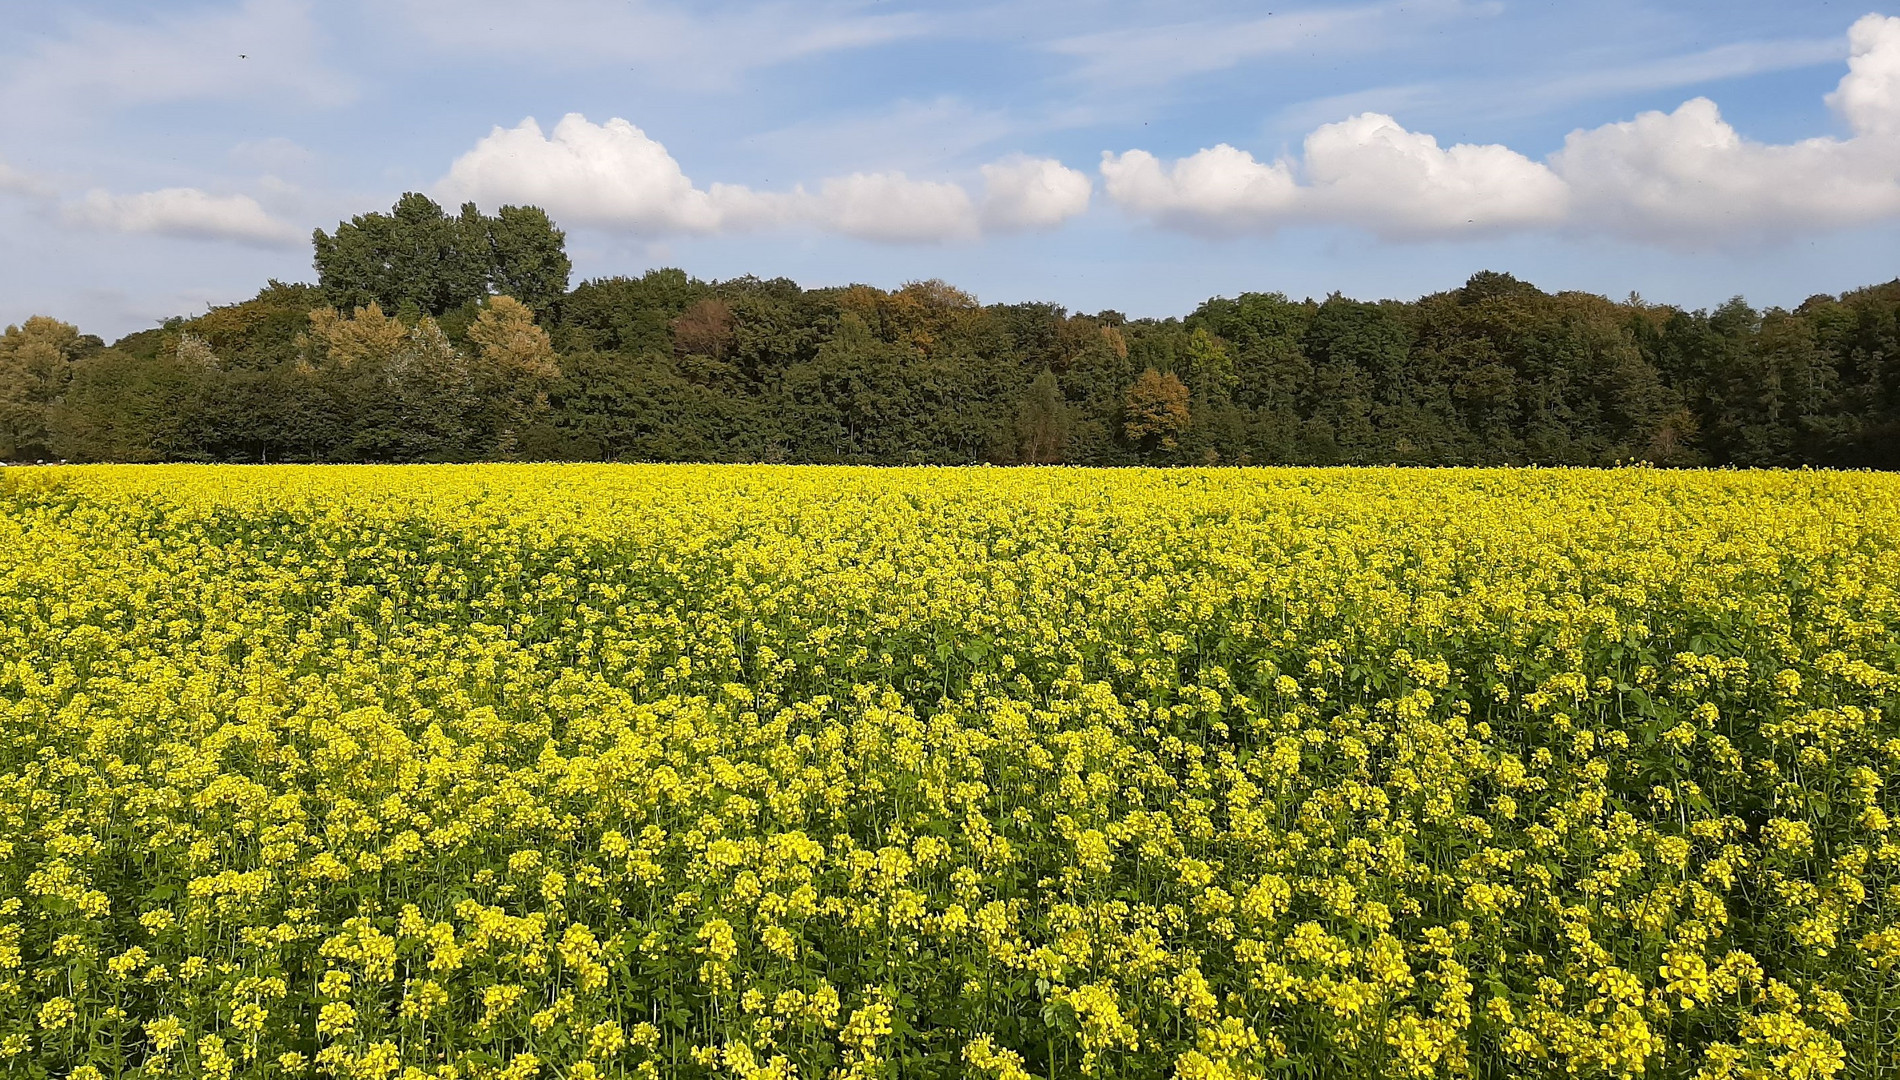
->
<box><xmin>672</xmin><ymin>298</ymin><xmax>735</xmax><ymax>359</ymax></box>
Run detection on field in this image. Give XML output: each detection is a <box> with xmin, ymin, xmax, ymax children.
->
<box><xmin>2</xmin><ymin>464</ymin><xmax>1898</xmax><ymax>1080</ymax></box>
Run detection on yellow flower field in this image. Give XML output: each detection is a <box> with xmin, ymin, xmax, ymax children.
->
<box><xmin>1</xmin><ymin>464</ymin><xmax>1897</xmax><ymax>1080</ymax></box>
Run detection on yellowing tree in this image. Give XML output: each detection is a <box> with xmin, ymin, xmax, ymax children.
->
<box><xmin>304</xmin><ymin>302</ymin><xmax>476</xmax><ymax>458</ymax></box>
<box><xmin>1124</xmin><ymin>367</ymin><xmax>1190</xmax><ymax>451</ymax></box>
<box><xmin>467</xmin><ymin>295</ymin><xmax>560</xmax><ymax>452</ymax></box>
<box><xmin>468</xmin><ymin>296</ymin><xmax>560</xmax><ymax>386</ymax></box>
<box><xmin>304</xmin><ymin>302</ymin><xmax>409</xmax><ymax>370</ymax></box>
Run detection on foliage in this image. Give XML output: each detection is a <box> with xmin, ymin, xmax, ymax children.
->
<box><xmin>12</xmin><ymin>202</ymin><xmax>1900</xmax><ymax>467</ymax></box>
<box><xmin>1125</xmin><ymin>369</ymin><xmax>1191</xmax><ymax>451</ymax></box>
<box><xmin>0</xmin><ymin>465</ymin><xmax>1897</xmax><ymax>1080</ymax></box>
<box><xmin>1017</xmin><ymin>369</ymin><xmax>1068</xmax><ymax>465</ymax></box>
<box><xmin>0</xmin><ymin>317</ymin><xmax>95</xmax><ymax>459</ymax></box>
<box><xmin>312</xmin><ymin>195</ymin><xmax>571</xmax><ymax>318</ymax></box>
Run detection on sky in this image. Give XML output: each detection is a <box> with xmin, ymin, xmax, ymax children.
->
<box><xmin>2</xmin><ymin>0</ymin><xmax>1899</xmax><ymax>340</ymax></box>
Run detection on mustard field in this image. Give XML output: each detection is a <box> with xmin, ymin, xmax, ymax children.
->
<box><xmin>2</xmin><ymin>464</ymin><xmax>1898</xmax><ymax>1080</ymax></box>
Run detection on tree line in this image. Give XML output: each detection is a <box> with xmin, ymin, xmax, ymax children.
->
<box><xmin>4</xmin><ymin>193</ymin><xmax>1897</xmax><ymax>468</ymax></box>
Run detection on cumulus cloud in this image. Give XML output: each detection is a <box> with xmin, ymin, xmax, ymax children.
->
<box><xmin>438</xmin><ymin>115</ymin><xmax>784</xmax><ymax>233</ymax></box>
<box><xmin>1103</xmin><ymin>121</ymin><xmax>1570</xmax><ymax>237</ymax></box>
<box><xmin>438</xmin><ymin>113</ymin><xmax>1091</xmax><ymax>244</ymax></box>
<box><xmin>811</xmin><ymin>173</ymin><xmax>978</xmax><ymax>243</ymax></box>
<box><xmin>63</xmin><ymin>188</ymin><xmax>304</xmax><ymax>247</ymax></box>
<box><xmin>1552</xmin><ymin>14</ymin><xmax>1900</xmax><ymax>240</ymax></box>
<box><xmin>429</xmin><ymin>17</ymin><xmax>1900</xmax><ymax>250</ymax></box>
<box><xmin>810</xmin><ymin>162</ymin><xmax>1092</xmax><ymax>243</ymax></box>
<box><xmin>1551</xmin><ymin>99</ymin><xmax>1900</xmax><ymax>239</ymax></box>
<box><xmin>1301</xmin><ymin>114</ymin><xmax>1566</xmax><ymax>234</ymax></box>
<box><xmin>979</xmin><ymin>157</ymin><xmax>1093</xmax><ymax>231</ymax></box>
<box><xmin>1099</xmin><ymin>145</ymin><xmax>1299</xmax><ymax>234</ymax></box>
<box><xmin>1828</xmin><ymin>13</ymin><xmax>1900</xmax><ymax>136</ymax></box>
<box><xmin>1103</xmin><ymin>12</ymin><xmax>1900</xmax><ymax>244</ymax></box>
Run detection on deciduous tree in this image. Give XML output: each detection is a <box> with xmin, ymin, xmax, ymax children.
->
<box><xmin>0</xmin><ymin>316</ymin><xmax>88</xmax><ymax>459</ymax></box>
<box><xmin>1124</xmin><ymin>367</ymin><xmax>1190</xmax><ymax>451</ymax></box>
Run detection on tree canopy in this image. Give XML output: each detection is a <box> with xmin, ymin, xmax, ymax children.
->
<box><xmin>312</xmin><ymin>194</ymin><xmax>570</xmax><ymax>318</ymax></box>
<box><xmin>8</xmin><ymin>204</ymin><xmax>1900</xmax><ymax>468</ymax></box>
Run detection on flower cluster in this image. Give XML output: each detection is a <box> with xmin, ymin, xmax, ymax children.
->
<box><xmin>0</xmin><ymin>463</ymin><xmax>1896</xmax><ymax>1079</ymax></box>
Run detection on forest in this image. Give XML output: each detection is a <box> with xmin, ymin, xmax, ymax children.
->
<box><xmin>3</xmin><ymin>192</ymin><xmax>1897</xmax><ymax>468</ymax></box>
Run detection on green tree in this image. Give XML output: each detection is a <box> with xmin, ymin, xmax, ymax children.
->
<box><xmin>1017</xmin><ymin>368</ymin><xmax>1069</xmax><ymax>463</ymax></box>
<box><xmin>781</xmin><ymin>313</ymin><xmax>921</xmax><ymax>462</ymax></box>
<box><xmin>1183</xmin><ymin>327</ymin><xmax>1236</xmax><ymax>398</ymax></box>
<box><xmin>23</xmin><ymin>250</ymin><xmax>1900</xmax><ymax>470</ymax></box>
<box><xmin>483</xmin><ymin>205</ymin><xmax>572</xmax><ymax>316</ymax></box>
<box><xmin>49</xmin><ymin>340</ymin><xmax>216</xmax><ymax>462</ymax></box>
<box><xmin>303</xmin><ymin>302</ymin><xmax>476</xmax><ymax>460</ymax></box>
<box><xmin>555</xmin><ymin>269</ymin><xmax>708</xmax><ymax>354</ymax></box>
<box><xmin>0</xmin><ymin>316</ymin><xmax>91</xmax><ymax>459</ymax></box>
<box><xmin>313</xmin><ymin>194</ymin><xmax>488</xmax><ymax>316</ymax></box>
<box><xmin>312</xmin><ymin>195</ymin><xmax>570</xmax><ymax>318</ymax></box>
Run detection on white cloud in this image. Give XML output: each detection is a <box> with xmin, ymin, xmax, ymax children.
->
<box><xmin>1105</xmin><ymin>13</ymin><xmax>1900</xmax><ymax>245</ymax></box>
<box><xmin>1099</xmin><ymin>145</ymin><xmax>1299</xmax><ymax>234</ymax></box>
<box><xmin>63</xmin><ymin>188</ymin><xmax>305</xmax><ymax>247</ymax></box>
<box><xmin>1301</xmin><ymin>114</ymin><xmax>1566</xmax><ymax>234</ymax></box>
<box><xmin>439</xmin><ymin>113</ymin><xmax>1090</xmax><ymax>244</ymax></box>
<box><xmin>0</xmin><ymin>0</ymin><xmax>352</xmax><ymax>120</ymax></box>
<box><xmin>1828</xmin><ymin>13</ymin><xmax>1900</xmax><ymax>136</ymax></box>
<box><xmin>437</xmin><ymin>115</ymin><xmax>778</xmax><ymax>233</ymax></box>
<box><xmin>1550</xmin><ymin>99</ymin><xmax>1900</xmax><ymax>239</ymax></box>
<box><xmin>1552</xmin><ymin>14</ymin><xmax>1900</xmax><ymax>240</ymax></box>
<box><xmin>0</xmin><ymin>157</ymin><xmax>54</xmax><ymax>199</ymax></box>
<box><xmin>812</xmin><ymin>173</ymin><xmax>978</xmax><ymax>243</ymax></box>
<box><xmin>979</xmin><ymin>157</ymin><xmax>1092</xmax><ymax>231</ymax></box>
<box><xmin>1100</xmin><ymin>122</ymin><xmax>1561</xmax><ymax>239</ymax></box>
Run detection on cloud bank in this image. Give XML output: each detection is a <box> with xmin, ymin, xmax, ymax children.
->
<box><xmin>430</xmin><ymin>15</ymin><xmax>1900</xmax><ymax>250</ymax></box>
<box><xmin>63</xmin><ymin>188</ymin><xmax>304</xmax><ymax>247</ymax></box>
<box><xmin>1104</xmin><ymin>12</ymin><xmax>1900</xmax><ymax>243</ymax></box>
<box><xmin>437</xmin><ymin>114</ymin><xmax>1092</xmax><ymax>244</ymax></box>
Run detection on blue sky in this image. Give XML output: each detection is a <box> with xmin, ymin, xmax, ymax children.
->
<box><xmin>2</xmin><ymin>0</ymin><xmax>1898</xmax><ymax>339</ymax></box>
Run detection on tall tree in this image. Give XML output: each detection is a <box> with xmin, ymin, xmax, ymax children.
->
<box><xmin>466</xmin><ymin>296</ymin><xmax>562</xmax><ymax>453</ymax></box>
<box><xmin>1017</xmin><ymin>368</ymin><xmax>1069</xmax><ymax>464</ymax></box>
<box><xmin>313</xmin><ymin>194</ymin><xmax>489</xmax><ymax>316</ymax></box>
<box><xmin>312</xmin><ymin>195</ymin><xmax>569</xmax><ymax>317</ymax></box>
<box><xmin>483</xmin><ymin>205</ymin><xmax>572</xmax><ymax>316</ymax></box>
